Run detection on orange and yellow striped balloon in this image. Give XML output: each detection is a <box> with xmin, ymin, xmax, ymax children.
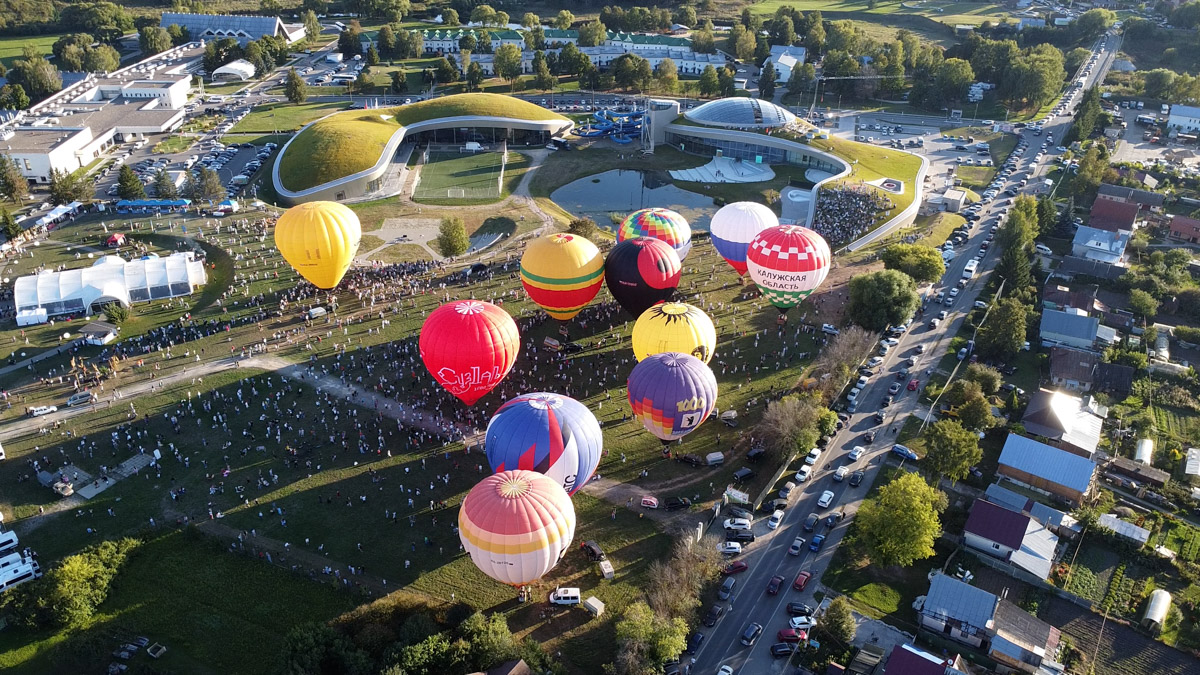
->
<box><xmin>520</xmin><ymin>233</ymin><xmax>604</xmax><ymax>320</ymax></box>
<box><xmin>458</xmin><ymin>470</ymin><xmax>576</xmax><ymax>586</ymax></box>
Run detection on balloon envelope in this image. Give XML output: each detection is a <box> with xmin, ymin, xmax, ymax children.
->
<box><xmin>274</xmin><ymin>201</ymin><xmax>361</xmax><ymax>288</ymax></box>
<box><xmin>632</xmin><ymin>302</ymin><xmax>716</xmax><ymax>364</ymax></box>
<box><xmin>604</xmin><ymin>237</ymin><xmax>682</xmax><ymax>317</ymax></box>
<box><xmin>459</xmin><ymin>470</ymin><xmax>576</xmax><ymax>586</ymax></box>
<box><xmin>485</xmin><ymin>392</ymin><xmax>603</xmax><ymax>496</ymax></box>
<box><xmin>520</xmin><ymin>233</ymin><xmax>605</xmax><ymax>320</ymax></box>
<box><xmin>628</xmin><ymin>352</ymin><xmax>718</xmax><ymax>442</ymax></box>
<box><xmin>618</xmin><ymin>207</ymin><xmax>693</xmax><ymax>260</ymax></box>
<box><xmin>709</xmin><ymin>201</ymin><xmax>778</xmax><ymax>276</ymax></box>
<box><xmin>746</xmin><ymin>225</ymin><xmax>832</xmax><ymax>312</ymax></box>
<box><xmin>419</xmin><ymin>300</ymin><xmax>519</xmax><ymax>405</ymax></box>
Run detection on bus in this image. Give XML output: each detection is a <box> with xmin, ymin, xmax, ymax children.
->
<box><xmin>962</xmin><ymin>259</ymin><xmax>979</xmax><ymax>280</ymax></box>
<box><xmin>1135</xmin><ymin>114</ymin><xmax>1157</xmax><ymax>126</ymax></box>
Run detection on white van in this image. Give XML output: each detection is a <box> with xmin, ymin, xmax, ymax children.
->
<box><xmin>306</xmin><ymin>307</ymin><xmax>328</xmax><ymax>320</ymax></box>
<box><xmin>0</xmin><ymin>551</ymin><xmax>25</xmax><ymax>571</ymax></box>
<box><xmin>549</xmin><ymin>587</ymin><xmax>581</xmax><ymax>605</ymax></box>
<box><xmin>705</xmin><ymin>452</ymin><xmax>725</xmax><ymax>467</ymax></box>
<box><xmin>28</xmin><ymin>406</ymin><xmax>57</xmax><ymax>417</ymax></box>
<box><xmin>0</xmin><ymin>560</ymin><xmax>41</xmax><ymax>592</ymax></box>
<box><xmin>1034</xmin><ymin>244</ymin><xmax>1054</xmax><ymax>255</ymax></box>
<box><xmin>67</xmin><ymin>391</ymin><xmax>96</xmax><ymax>407</ymax></box>
<box><xmin>0</xmin><ymin>530</ymin><xmax>18</xmax><ymax>556</ymax></box>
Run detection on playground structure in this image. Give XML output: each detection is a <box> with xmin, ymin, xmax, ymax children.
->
<box><xmin>572</xmin><ymin>109</ymin><xmax>645</xmax><ymax>144</ymax></box>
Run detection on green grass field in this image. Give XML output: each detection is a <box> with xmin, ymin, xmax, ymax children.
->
<box><xmin>0</xmin><ymin>33</ymin><xmax>61</xmax><ymax>69</ymax></box>
<box><xmin>229</xmin><ymin>100</ymin><xmax>350</xmax><ymax>134</ymax></box>
<box><xmin>412</xmin><ymin>150</ymin><xmax>505</xmax><ymax>202</ymax></box>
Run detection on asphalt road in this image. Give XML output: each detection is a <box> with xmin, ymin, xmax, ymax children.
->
<box><xmin>687</xmin><ymin>32</ymin><xmax>1121</xmax><ymax>675</ymax></box>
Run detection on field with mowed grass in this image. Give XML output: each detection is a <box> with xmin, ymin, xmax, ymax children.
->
<box><xmin>0</xmin><ymin>33</ymin><xmax>61</xmax><ymax>68</ymax></box>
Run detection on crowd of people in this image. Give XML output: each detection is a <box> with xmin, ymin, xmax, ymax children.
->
<box><xmin>810</xmin><ymin>185</ymin><xmax>896</xmax><ymax>246</ymax></box>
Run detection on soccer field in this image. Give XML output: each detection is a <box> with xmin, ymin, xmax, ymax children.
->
<box><xmin>412</xmin><ymin>150</ymin><xmax>505</xmax><ymax>202</ymax></box>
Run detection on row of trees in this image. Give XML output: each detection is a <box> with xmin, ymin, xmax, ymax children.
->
<box><xmin>0</xmin><ymin>538</ymin><xmax>141</xmax><ymax>629</ymax></box>
<box><xmin>959</xmin><ymin>35</ymin><xmax>1068</xmax><ymax>110</ymax></box>
<box><xmin>204</xmin><ymin>34</ymin><xmax>292</xmax><ymax>78</ymax></box>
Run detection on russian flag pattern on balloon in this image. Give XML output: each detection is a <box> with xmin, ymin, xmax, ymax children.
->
<box><xmin>709</xmin><ymin>201</ymin><xmax>778</xmax><ymax>275</ymax></box>
<box><xmin>627</xmin><ymin>352</ymin><xmax>718</xmax><ymax>442</ymax></box>
<box><xmin>485</xmin><ymin>392</ymin><xmax>603</xmax><ymax>496</ymax></box>
<box><xmin>618</xmin><ymin>207</ymin><xmax>693</xmax><ymax>260</ymax></box>
<box><xmin>746</xmin><ymin>225</ymin><xmax>832</xmax><ymax>311</ymax></box>
<box><xmin>458</xmin><ymin>470</ymin><xmax>577</xmax><ymax>587</ymax></box>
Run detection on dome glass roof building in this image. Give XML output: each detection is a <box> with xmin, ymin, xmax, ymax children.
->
<box><xmin>683</xmin><ymin>98</ymin><xmax>796</xmax><ymax>129</ymax></box>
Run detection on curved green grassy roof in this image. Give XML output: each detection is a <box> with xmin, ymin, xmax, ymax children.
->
<box><xmin>277</xmin><ymin>93</ymin><xmax>568</xmax><ymax>193</ymax></box>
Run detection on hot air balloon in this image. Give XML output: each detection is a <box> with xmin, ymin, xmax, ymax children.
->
<box><xmin>459</xmin><ymin>470</ymin><xmax>576</xmax><ymax>587</ymax></box>
<box><xmin>632</xmin><ymin>302</ymin><xmax>716</xmax><ymax>364</ymax></box>
<box><xmin>485</xmin><ymin>392</ymin><xmax>603</xmax><ymax>496</ymax></box>
<box><xmin>419</xmin><ymin>300</ymin><xmax>519</xmax><ymax>405</ymax></box>
<box><xmin>627</xmin><ymin>352</ymin><xmax>718</xmax><ymax>443</ymax></box>
<box><xmin>604</xmin><ymin>237</ymin><xmax>681</xmax><ymax>317</ymax></box>
<box><xmin>274</xmin><ymin>201</ymin><xmax>361</xmax><ymax>288</ymax></box>
<box><xmin>746</xmin><ymin>225</ymin><xmax>832</xmax><ymax>313</ymax></box>
<box><xmin>709</xmin><ymin>201</ymin><xmax>777</xmax><ymax>276</ymax></box>
<box><xmin>520</xmin><ymin>233</ymin><xmax>604</xmax><ymax>321</ymax></box>
<box><xmin>618</xmin><ymin>207</ymin><xmax>693</xmax><ymax>260</ymax></box>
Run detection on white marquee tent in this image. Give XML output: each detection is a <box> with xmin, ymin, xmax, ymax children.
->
<box><xmin>13</xmin><ymin>252</ymin><xmax>207</xmax><ymax>322</ymax></box>
<box><xmin>212</xmin><ymin>59</ymin><xmax>257</xmax><ymax>81</ymax></box>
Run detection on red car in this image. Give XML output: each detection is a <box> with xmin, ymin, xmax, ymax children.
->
<box><xmin>777</xmin><ymin>628</ymin><xmax>807</xmax><ymax>642</ymax></box>
<box><xmin>793</xmin><ymin>570</ymin><xmax>812</xmax><ymax>591</ymax></box>
<box><xmin>907</xmin><ymin>378</ymin><xmax>920</xmax><ymax>391</ymax></box>
<box><xmin>766</xmin><ymin>575</ymin><xmax>784</xmax><ymax>595</ymax></box>
<box><xmin>723</xmin><ymin>561</ymin><xmax>749</xmax><ymax>575</ymax></box>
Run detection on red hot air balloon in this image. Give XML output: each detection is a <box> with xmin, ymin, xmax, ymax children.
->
<box><xmin>419</xmin><ymin>300</ymin><xmax>519</xmax><ymax>405</ymax></box>
<box><xmin>604</xmin><ymin>237</ymin><xmax>682</xmax><ymax>317</ymax></box>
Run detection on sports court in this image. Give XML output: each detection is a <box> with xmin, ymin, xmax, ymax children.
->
<box><xmin>412</xmin><ymin>144</ymin><xmax>507</xmax><ymax>201</ymax></box>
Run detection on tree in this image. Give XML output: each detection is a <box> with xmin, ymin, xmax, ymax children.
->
<box><xmin>184</xmin><ymin>166</ymin><xmax>226</xmax><ymax>203</ymax></box>
<box><xmin>925</xmin><ymin>420</ymin><xmax>982</xmax><ymax>484</ymax></box>
<box><xmin>963</xmin><ymin>363</ymin><xmax>1001</xmax><ymax>395</ymax></box>
<box><xmin>285</xmin><ymin>67</ymin><xmax>307</xmax><ymax>103</ymax></box>
<box><xmin>465</xmin><ymin>63</ymin><xmax>484</xmax><ymax>91</ymax></box>
<box><xmin>1</xmin><ymin>206</ymin><xmax>20</xmax><ymax>241</ymax></box>
<box><xmin>0</xmin><ymin>84</ymin><xmax>31</xmax><ymax>110</ymax></box>
<box><xmin>578</xmin><ymin>20</ymin><xmax>607</xmax><ymax>47</ymax></box>
<box><xmin>880</xmin><ymin>243</ymin><xmax>945</xmax><ymax>283</ymax></box>
<box><xmin>442</xmin><ymin>8</ymin><xmax>460</xmax><ymax>26</ymax></box>
<box><xmin>935</xmin><ymin>58</ymin><xmax>975</xmax><ymax>102</ymax></box>
<box><xmin>554</xmin><ymin>10</ymin><xmax>575</xmax><ymax>30</ymax></box>
<box><xmin>733</xmin><ymin>25</ymin><xmax>757</xmax><ymax>61</ymax></box>
<box><xmin>847</xmin><ymin>270</ymin><xmax>920</xmax><ymax>332</ymax></box>
<box><xmin>788</xmin><ymin>62</ymin><xmax>815</xmax><ymax>95</ymax></box>
<box><xmin>976</xmin><ymin>298</ymin><xmax>1028</xmax><ymax>360</ymax></box>
<box><xmin>261</xmin><ymin>0</ymin><xmax>282</xmax><ymax>14</ymax></box>
<box><xmin>957</xmin><ymin>394</ymin><xmax>996</xmax><ymax>432</ymax></box>
<box><xmin>759</xmin><ymin>61</ymin><xmax>776</xmax><ymax>99</ymax></box>
<box><xmin>698</xmin><ymin>65</ymin><xmax>720</xmax><ymax>97</ymax></box>
<box><xmin>614</xmin><ymin>601</ymin><xmax>689</xmax><ymax>667</ymax></box>
<box><xmin>366</xmin><ymin>45</ymin><xmax>380</xmax><ymax>66</ymax></box>
<box><xmin>1036</xmin><ymin>197</ymin><xmax>1056</xmax><ymax>235</ymax></box>
<box><xmin>856</xmin><ymin>471</ymin><xmax>946</xmax><ymax>567</ymax></box>
<box><xmin>1129</xmin><ymin>288</ymin><xmax>1159</xmax><ymax>320</ymax></box>
<box><xmin>139</xmin><ymin>26</ymin><xmax>172</xmax><ymax>56</ymax></box>
<box><xmin>153</xmin><ymin>169</ymin><xmax>177</xmax><ymax>199</ymax></box>
<box><xmin>437</xmin><ymin>217</ymin><xmax>469</xmax><ymax>257</ymax></box>
<box><xmin>338</xmin><ymin>22</ymin><xmax>363</xmax><ymax>57</ymax></box>
<box><xmin>1072</xmin><ymin>146</ymin><xmax>1110</xmax><ymax>197</ymax></box>
<box><xmin>303</xmin><ymin>10</ymin><xmax>321</xmax><ymax>44</ymax></box>
<box><xmin>433</xmin><ymin>57</ymin><xmax>458</xmax><ymax>85</ymax></box>
<box><xmin>1069</xmin><ymin>86</ymin><xmax>1101</xmax><ymax>143</ymax></box>
<box><xmin>49</xmin><ymin>168</ymin><xmax>90</xmax><ymax>205</ymax></box>
<box><xmin>277</xmin><ymin>623</ymin><xmax>373</xmax><ymax>675</ymax></box>
<box><xmin>0</xmin><ymin>154</ymin><xmax>29</xmax><ymax>203</ymax></box>
<box><xmin>821</xmin><ymin>596</ymin><xmax>856</xmax><ymax>646</ymax></box>
<box><xmin>995</xmin><ymin>244</ymin><xmax>1032</xmax><ymax>296</ymax></box>
<box><xmin>567</xmin><ymin>217</ymin><xmax>597</xmax><ymax>239</ymax></box>
<box><xmin>654</xmin><ymin>58</ymin><xmax>678</xmax><ymax>93</ymax></box>
<box><xmin>754</xmin><ymin>394</ymin><xmax>825</xmax><ymax>463</ymax></box>
<box><xmin>532</xmin><ymin>52</ymin><xmax>555</xmax><ymax>91</ymax></box>
<box><xmin>8</xmin><ymin>48</ymin><xmax>62</xmax><ymax>100</ymax></box>
<box><xmin>493</xmin><ymin>44</ymin><xmax>523</xmax><ymax>88</ymax></box>
<box><xmin>812</xmin><ymin>326</ymin><xmax>879</xmax><ymax>398</ymax></box>
<box><xmin>1076</xmin><ymin>8</ymin><xmax>1116</xmax><ymax>41</ymax></box>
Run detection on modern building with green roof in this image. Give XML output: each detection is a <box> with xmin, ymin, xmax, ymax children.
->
<box><xmin>272</xmin><ymin>93</ymin><xmax>571</xmax><ymax>204</ymax></box>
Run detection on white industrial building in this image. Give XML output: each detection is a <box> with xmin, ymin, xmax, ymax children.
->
<box><xmin>1167</xmin><ymin>104</ymin><xmax>1200</xmax><ymax>133</ymax></box>
<box><xmin>13</xmin><ymin>252</ymin><xmax>207</xmax><ymax>323</ymax></box>
<box><xmin>159</xmin><ymin>12</ymin><xmax>307</xmax><ymax>45</ymax></box>
<box><xmin>1</xmin><ymin>43</ymin><xmax>200</xmax><ymax>183</ymax></box>
<box><xmin>463</xmin><ymin>45</ymin><xmax>728</xmax><ymax>77</ymax></box>
<box><xmin>763</xmin><ymin>45</ymin><xmax>807</xmax><ymax>83</ymax></box>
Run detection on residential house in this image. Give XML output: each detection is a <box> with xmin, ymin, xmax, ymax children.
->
<box><xmin>1071</xmin><ymin>225</ymin><xmax>1129</xmax><ymax>265</ymax></box>
<box><xmin>882</xmin><ymin>643</ymin><xmax>969</xmax><ymax>675</ymax></box>
<box><xmin>998</xmin><ymin>433</ymin><xmax>1098</xmax><ymax>506</ymax></box>
<box><xmin>1049</xmin><ymin>347</ymin><xmax>1099</xmax><ymax>391</ymax></box>
<box><xmin>1040</xmin><ymin>308</ymin><xmax>1099</xmax><ymax>351</ymax></box>
<box><xmin>1095</xmin><ymin>183</ymin><xmax>1165</xmax><ymax>212</ymax></box>
<box><xmin>1021</xmin><ymin>389</ymin><xmax>1105</xmax><ymax>458</ymax></box>
<box><xmin>1098</xmin><ymin>513</ymin><xmax>1152</xmax><ymax>546</ymax></box>
<box><xmin>918</xmin><ymin>573</ymin><xmax>998</xmax><ymax>648</ymax></box>
<box><xmin>847</xmin><ymin>644</ymin><xmax>886</xmax><ymax>675</ymax></box>
<box><xmin>1054</xmin><ymin>255</ymin><xmax>1126</xmax><ymax>281</ymax></box>
<box><xmin>418</xmin><ymin>29</ymin><xmax>526</xmax><ymax>54</ymax></box>
<box><xmin>1093</xmin><ymin>361</ymin><xmax>1134</xmax><ymax>395</ymax></box>
<box><xmin>1088</xmin><ymin>199</ymin><xmax>1140</xmax><ymax>232</ymax></box>
<box><xmin>963</xmin><ymin>499</ymin><xmax>1059</xmax><ymax>580</ymax></box>
<box><xmin>1185</xmin><ymin>448</ymin><xmax>1200</xmax><ymax>482</ymax></box>
<box><xmin>1114</xmin><ymin>168</ymin><xmax>1159</xmax><ymax>189</ymax></box>
<box><xmin>763</xmin><ymin>45</ymin><xmax>807</xmax><ymax>84</ymax></box>
<box><xmin>916</xmin><ymin>575</ymin><xmax>1062</xmax><ymax>674</ymax></box>
<box><xmin>1107</xmin><ymin>456</ymin><xmax>1170</xmax><ymax>489</ymax></box>
<box><xmin>1042</xmin><ymin>284</ymin><xmax>1097</xmax><ymax>313</ymax></box>
<box><xmin>984</xmin><ymin>483</ymin><xmax>1082</xmax><ymax>538</ymax></box>
<box><xmin>1168</xmin><ymin>215</ymin><xmax>1200</xmax><ymax>244</ymax></box>
<box><xmin>1167</xmin><ymin>103</ymin><xmax>1200</xmax><ymax>133</ymax></box>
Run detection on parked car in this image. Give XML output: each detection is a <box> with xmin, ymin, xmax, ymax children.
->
<box><xmin>718</xmin><ymin>576</ymin><xmax>737</xmax><ymax>600</ymax></box>
<box><xmin>809</xmin><ymin>534</ymin><xmax>826</xmax><ymax>552</ymax></box>
<box><xmin>792</xmin><ymin>570</ymin><xmax>812</xmax><ymax>591</ymax></box>
<box><xmin>722</xmin><ymin>561</ymin><xmax>748</xmax><ymax>575</ymax></box>
<box><xmin>766</xmin><ymin>575</ymin><xmax>785</xmax><ymax>595</ymax></box>
<box><xmin>803</xmin><ymin>512</ymin><xmax>819</xmax><ymax>532</ymax></box>
<box><xmin>891</xmin><ymin>444</ymin><xmax>919</xmax><ymax>460</ymax></box>
<box><xmin>580</xmin><ymin>540</ymin><xmax>606</xmax><ymax>561</ymax></box>
<box><xmin>787</xmin><ymin>602</ymin><xmax>815</xmax><ymax>616</ymax></box>
<box><xmin>768</xmin><ymin>510</ymin><xmax>785</xmax><ymax>529</ymax></box>
<box><xmin>777</xmin><ymin>628</ymin><xmax>806</xmax><ymax>643</ymax></box>
<box><xmin>770</xmin><ymin>642</ymin><xmax>797</xmax><ymax>657</ymax></box>
<box><xmin>794</xmin><ymin>465</ymin><xmax>813</xmax><ymax>483</ymax></box>
<box><xmin>817</xmin><ymin>490</ymin><xmax>836</xmax><ymax>509</ymax></box>
<box><xmin>834</xmin><ymin>466</ymin><xmax>849</xmax><ymax>482</ymax></box>
<box><xmin>723</xmin><ymin>518</ymin><xmax>751</xmax><ymax>531</ymax></box>
<box><xmin>788</xmin><ymin>537</ymin><xmax>806</xmax><ymax>555</ymax></box>
<box><xmin>849</xmin><ymin>470</ymin><xmax>865</xmax><ymax>487</ymax></box>
<box><xmin>665</xmin><ymin>497</ymin><xmax>692</xmax><ymax>511</ymax></box>
<box><xmin>726</xmin><ymin>506</ymin><xmax>754</xmax><ymax>521</ymax></box>
<box><xmin>703</xmin><ymin>604</ymin><xmax>725</xmax><ymax>627</ymax></box>
<box><xmin>717</xmin><ymin>542</ymin><xmax>742</xmax><ymax>555</ymax></box>
<box><xmin>789</xmin><ymin>615</ymin><xmax>817</xmax><ymax>630</ymax></box>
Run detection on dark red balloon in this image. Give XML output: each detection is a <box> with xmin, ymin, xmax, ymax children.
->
<box><xmin>604</xmin><ymin>237</ymin><xmax>682</xmax><ymax>317</ymax></box>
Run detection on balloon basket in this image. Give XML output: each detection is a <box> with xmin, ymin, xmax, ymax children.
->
<box><xmin>776</xmin><ymin>314</ymin><xmax>788</xmax><ymax>326</ymax></box>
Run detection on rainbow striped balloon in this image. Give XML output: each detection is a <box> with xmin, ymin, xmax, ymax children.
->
<box><xmin>458</xmin><ymin>470</ymin><xmax>577</xmax><ymax>587</ymax></box>
<box><xmin>520</xmin><ymin>233</ymin><xmax>605</xmax><ymax>321</ymax></box>
<box><xmin>618</xmin><ymin>208</ymin><xmax>693</xmax><ymax>260</ymax></box>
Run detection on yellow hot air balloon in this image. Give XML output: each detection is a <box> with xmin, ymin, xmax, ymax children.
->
<box><xmin>632</xmin><ymin>302</ymin><xmax>717</xmax><ymax>363</ymax></box>
<box><xmin>520</xmin><ymin>233</ymin><xmax>604</xmax><ymax>321</ymax></box>
<box><xmin>274</xmin><ymin>201</ymin><xmax>361</xmax><ymax>289</ymax></box>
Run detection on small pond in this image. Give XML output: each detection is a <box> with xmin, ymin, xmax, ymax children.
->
<box><xmin>550</xmin><ymin>169</ymin><xmax>717</xmax><ymax>231</ymax></box>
